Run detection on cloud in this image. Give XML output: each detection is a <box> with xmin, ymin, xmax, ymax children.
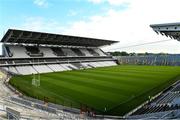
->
<box><xmin>17</xmin><ymin>17</ymin><xmax>64</xmax><ymax>33</ymax></box>
<box><xmin>107</xmin><ymin>0</ymin><xmax>131</xmax><ymax>6</ymax></box>
<box><xmin>18</xmin><ymin>0</ymin><xmax>180</xmax><ymax>54</ymax></box>
<box><xmin>88</xmin><ymin>0</ymin><xmax>103</xmax><ymax>4</ymax></box>
<box><xmin>88</xmin><ymin>0</ymin><xmax>131</xmax><ymax>6</ymax></box>
<box><xmin>33</xmin><ymin>0</ymin><xmax>49</xmax><ymax>7</ymax></box>
<box><xmin>63</xmin><ymin>0</ymin><xmax>180</xmax><ymax>53</ymax></box>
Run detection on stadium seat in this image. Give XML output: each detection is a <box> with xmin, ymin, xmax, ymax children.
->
<box><xmin>33</xmin><ymin>65</ymin><xmax>53</xmax><ymax>73</ymax></box>
<box><xmin>8</xmin><ymin>45</ymin><xmax>29</xmax><ymax>58</ymax></box>
<box><xmin>39</xmin><ymin>47</ymin><xmax>56</xmax><ymax>57</ymax></box>
<box><xmin>26</xmin><ymin>46</ymin><xmax>43</xmax><ymax>57</ymax></box>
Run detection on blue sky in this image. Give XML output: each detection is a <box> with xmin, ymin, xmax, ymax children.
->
<box><xmin>0</xmin><ymin>0</ymin><xmax>128</xmax><ymax>34</ymax></box>
<box><xmin>0</xmin><ymin>0</ymin><xmax>180</xmax><ymax>54</ymax></box>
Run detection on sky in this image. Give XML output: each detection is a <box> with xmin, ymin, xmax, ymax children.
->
<box><xmin>0</xmin><ymin>0</ymin><xmax>180</xmax><ymax>54</ymax></box>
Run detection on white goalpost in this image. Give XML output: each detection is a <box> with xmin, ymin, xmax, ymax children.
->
<box><xmin>32</xmin><ymin>58</ymin><xmax>40</xmax><ymax>87</ymax></box>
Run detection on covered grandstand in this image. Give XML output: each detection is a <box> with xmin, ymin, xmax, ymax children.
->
<box><xmin>150</xmin><ymin>22</ymin><xmax>180</xmax><ymax>41</ymax></box>
<box><xmin>0</xmin><ymin>29</ymin><xmax>118</xmax><ymax>75</ymax></box>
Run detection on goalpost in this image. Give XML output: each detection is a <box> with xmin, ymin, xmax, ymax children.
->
<box><xmin>32</xmin><ymin>73</ymin><xmax>40</xmax><ymax>87</ymax></box>
<box><xmin>32</xmin><ymin>58</ymin><xmax>40</xmax><ymax>87</ymax></box>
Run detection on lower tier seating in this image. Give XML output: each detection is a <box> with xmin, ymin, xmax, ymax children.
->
<box><xmin>129</xmin><ymin>80</ymin><xmax>180</xmax><ymax>119</ymax></box>
<box><xmin>2</xmin><ymin>61</ymin><xmax>117</xmax><ymax>75</ymax></box>
<box><xmin>47</xmin><ymin>64</ymin><xmax>67</xmax><ymax>72</ymax></box>
<box><xmin>16</xmin><ymin>66</ymin><xmax>37</xmax><ymax>75</ymax></box>
<box><xmin>33</xmin><ymin>65</ymin><xmax>53</xmax><ymax>73</ymax></box>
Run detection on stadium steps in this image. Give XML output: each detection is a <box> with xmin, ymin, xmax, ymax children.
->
<box><xmin>71</xmin><ymin>48</ymin><xmax>85</xmax><ymax>56</ymax></box>
<box><xmin>71</xmin><ymin>63</ymin><xmax>84</xmax><ymax>69</ymax></box>
<box><xmin>67</xmin><ymin>66</ymin><xmax>77</xmax><ymax>70</ymax></box>
<box><xmin>46</xmin><ymin>64</ymin><xmax>55</xmax><ymax>72</ymax></box>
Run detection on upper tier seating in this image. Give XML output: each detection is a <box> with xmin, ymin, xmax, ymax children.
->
<box><xmin>79</xmin><ymin>48</ymin><xmax>93</xmax><ymax>56</ymax></box>
<box><xmin>0</xmin><ymin>60</ymin><xmax>7</xmax><ymax>65</ymax></box>
<box><xmin>26</xmin><ymin>46</ymin><xmax>43</xmax><ymax>57</ymax></box>
<box><xmin>71</xmin><ymin>48</ymin><xmax>85</xmax><ymax>56</ymax></box>
<box><xmin>8</xmin><ymin>46</ymin><xmax>29</xmax><ymax>58</ymax></box>
<box><xmin>51</xmin><ymin>47</ymin><xmax>66</xmax><ymax>56</ymax></box>
<box><xmin>5</xmin><ymin>46</ymin><xmax>13</xmax><ymax>57</ymax></box>
<box><xmin>87</xmin><ymin>49</ymin><xmax>99</xmax><ymax>56</ymax></box>
<box><xmin>39</xmin><ymin>47</ymin><xmax>56</xmax><ymax>57</ymax></box>
<box><xmin>94</xmin><ymin>48</ymin><xmax>106</xmax><ymax>56</ymax></box>
<box><xmin>62</xmin><ymin>48</ymin><xmax>77</xmax><ymax>56</ymax></box>
<box><xmin>5</xmin><ymin>45</ymin><xmax>107</xmax><ymax>58</ymax></box>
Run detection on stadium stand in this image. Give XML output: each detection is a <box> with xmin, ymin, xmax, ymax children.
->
<box><xmin>16</xmin><ymin>66</ymin><xmax>37</xmax><ymax>75</ymax></box>
<box><xmin>61</xmin><ymin>48</ymin><xmax>77</xmax><ymax>56</ymax></box>
<box><xmin>127</xmin><ymin>80</ymin><xmax>180</xmax><ymax>119</ymax></box>
<box><xmin>25</xmin><ymin>46</ymin><xmax>43</xmax><ymax>57</ymax></box>
<box><xmin>125</xmin><ymin>22</ymin><xmax>180</xmax><ymax>119</ymax></box>
<box><xmin>87</xmin><ymin>48</ymin><xmax>100</xmax><ymax>56</ymax></box>
<box><xmin>71</xmin><ymin>48</ymin><xmax>85</xmax><ymax>56</ymax></box>
<box><xmin>8</xmin><ymin>45</ymin><xmax>29</xmax><ymax>58</ymax></box>
<box><xmin>0</xmin><ymin>29</ymin><xmax>118</xmax><ymax>75</ymax></box>
<box><xmin>47</xmin><ymin>64</ymin><xmax>65</xmax><ymax>72</ymax></box>
<box><xmin>117</xmin><ymin>23</ymin><xmax>180</xmax><ymax>66</ymax></box>
<box><xmin>39</xmin><ymin>47</ymin><xmax>56</xmax><ymax>57</ymax></box>
<box><xmin>150</xmin><ymin>22</ymin><xmax>180</xmax><ymax>41</ymax></box>
<box><xmin>79</xmin><ymin>48</ymin><xmax>93</xmax><ymax>56</ymax></box>
<box><xmin>117</xmin><ymin>55</ymin><xmax>180</xmax><ymax>66</ymax></box>
<box><xmin>51</xmin><ymin>47</ymin><xmax>66</xmax><ymax>56</ymax></box>
<box><xmin>33</xmin><ymin>65</ymin><xmax>53</xmax><ymax>73</ymax></box>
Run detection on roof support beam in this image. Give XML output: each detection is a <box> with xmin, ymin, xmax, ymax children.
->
<box><xmin>14</xmin><ymin>31</ymin><xmax>24</xmax><ymax>43</ymax></box>
<box><xmin>4</xmin><ymin>30</ymin><xmax>13</xmax><ymax>42</ymax></box>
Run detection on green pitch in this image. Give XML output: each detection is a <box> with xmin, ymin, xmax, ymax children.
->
<box><xmin>10</xmin><ymin>65</ymin><xmax>180</xmax><ymax>116</ymax></box>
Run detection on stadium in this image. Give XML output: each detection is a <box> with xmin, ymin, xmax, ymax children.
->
<box><xmin>0</xmin><ymin>22</ymin><xmax>180</xmax><ymax>119</ymax></box>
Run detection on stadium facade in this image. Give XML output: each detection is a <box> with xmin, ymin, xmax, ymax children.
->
<box><xmin>0</xmin><ymin>29</ymin><xmax>118</xmax><ymax>75</ymax></box>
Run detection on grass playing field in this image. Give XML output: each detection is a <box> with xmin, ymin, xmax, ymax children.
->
<box><xmin>10</xmin><ymin>65</ymin><xmax>180</xmax><ymax>116</ymax></box>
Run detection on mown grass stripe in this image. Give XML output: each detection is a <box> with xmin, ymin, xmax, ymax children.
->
<box><xmin>9</xmin><ymin>65</ymin><xmax>180</xmax><ymax>115</ymax></box>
